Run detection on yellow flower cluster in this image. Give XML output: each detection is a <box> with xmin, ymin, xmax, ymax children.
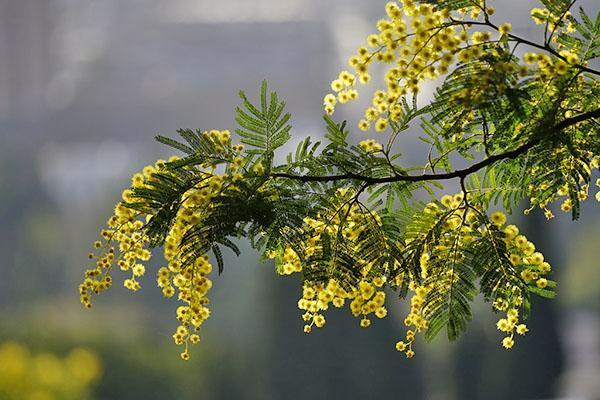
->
<box><xmin>495</xmin><ymin>308</ymin><xmax>529</xmax><ymax>349</ymax></box>
<box><xmin>412</xmin><ymin>196</ymin><xmax>551</xmax><ymax>352</ymax></box>
<box><xmin>490</xmin><ymin>212</ymin><xmax>554</xmax><ymax>348</ymax></box>
<box><xmin>530</xmin><ymin>7</ymin><xmax>576</xmax><ymax>36</ymax></box>
<box><xmin>79</xmin><ymin>160</ymin><xmax>159</xmax><ymax>308</ymax></box>
<box><xmin>160</xmin><ymin>201</ymin><xmax>218</xmax><ymax>361</ymax></box>
<box><xmin>324</xmin><ymin>71</ymin><xmax>359</xmax><ymax>115</ymax></box>
<box><xmin>81</xmin><ymin>128</ymin><xmax>248</xmax><ymax>360</ymax></box>
<box><xmin>269</xmin><ymin>182</ymin><xmax>560</xmax><ymax>359</ymax></box>
<box><xmin>396</xmin><ymin>253</ymin><xmax>431</xmax><ymax>359</ymax></box>
<box><xmin>523</xmin><ymin>50</ymin><xmax>577</xmax><ymax>81</ymax></box>
<box><xmin>395</xmin><ymin>195</ymin><xmax>468</xmax><ymax>356</ymax></box>
<box><xmin>274</xmin><ymin>192</ymin><xmax>452</xmax><ymax>359</ymax></box>
<box><xmin>272</xmin><ymin>189</ymin><xmax>553</xmax><ymax>357</ymax></box>
<box><xmin>269</xmin><ymin>195</ymin><xmax>392</xmax><ymax>334</ymax></box>
<box><xmin>297</xmin><ymin>279</ymin><xmax>348</xmax><ymax>332</ymax></box>
<box><xmin>160</xmin><ymin>130</ymin><xmax>247</xmax><ymax>360</ymax></box>
<box><xmin>452</xmin><ymin>34</ymin><xmax>579</xmax><ymax>108</ymax></box>
<box><xmin>275</xmin><ymin>247</ymin><xmax>303</xmax><ymax>275</ymax></box>
<box><xmin>526</xmin><ymin>155</ymin><xmax>600</xmax><ymax>218</ymax></box>
<box><xmin>323</xmin><ymin>0</ymin><xmax>587</xmax><ymax>137</ymax></box>
<box><xmin>359</xmin><ymin>139</ymin><xmax>384</xmax><ymax>153</ymax></box>
<box><xmin>323</xmin><ymin>1</ymin><xmax>513</xmax><ymax>133</ymax></box>
<box><xmin>0</xmin><ymin>341</ymin><xmax>101</xmax><ymax>400</ymax></box>
<box><xmin>297</xmin><ymin>275</ymin><xmax>389</xmax><ymax>334</ymax></box>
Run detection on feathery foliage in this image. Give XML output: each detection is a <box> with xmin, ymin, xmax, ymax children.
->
<box><xmin>81</xmin><ymin>0</ymin><xmax>599</xmax><ymax>362</ymax></box>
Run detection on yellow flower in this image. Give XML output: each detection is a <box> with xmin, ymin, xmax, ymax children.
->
<box><xmin>522</xmin><ymin>242</ymin><xmax>535</xmax><ymax>256</ymax></box>
<box><xmin>314</xmin><ymin>314</ymin><xmax>326</xmax><ymax>328</ymax></box>
<box><xmin>440</xmin><ymin>195</ymin><xmax>453</xmax><ymax>207</ymax></box>
<box><xmin>521</xmin><ymin>269</ymin><xmax>534</xmax><ymax>282</ymax></box>
<box><xmin>131</xmin><ymin>173</ymin><xmax>145</xmax><ymax>187</ymax></box>
<box><xmin>516</xmin><ymin>324</ymin><xmax>529</xmax><ymax>335</ymax></box>
<box><xmin>367</xmin><ymin>34</ymin><xmax>379</xmax><ymax>47</ymax></box>
<box><xmin>496</xmin><ymin>318</ymin><xmax>511</xmax><ymax>332</ymax></box>
<box><xmin>374</xmin><ymin>118</ymin><xmax>389</xmax><ymax>132</ymax></box>
<box><xmin>324</xmin><ymin>94</ymin><xmax>336</xmax><ymax>106</ymax></box>
<box><xmin>132</xmin><ymin>264</ymin><xmax>145</xmax><ymax>277</ymax></box>
<box><xmin>359</xmin><ymin>139</ymin><xmax>383</xmax><ymax>152</ymax></box>
<box><xmin>539</xmin><ymin>262</ymin><xmax>552</xmax><ymax>273</ymax></box>
<box><xmin>565</xmin><ymin>53</ymin><xmax>579</xmax><ymax>65</ymax></box>
<box><xmin>536</xmin><ymin>278</ymin><xmax>548</xmax><ymax>289</ymax></box>
<box><xmin>358</xmin><ymin>120</ymin><xmax>371</xmax><ymax>131</ymax></box>
<box><xmin>331</xmin><ymin>79</ymin><xmax>344</xmax><ymax>92</ymax></box>
<box><xmin>142</xmin><ymin>165</ymin><xmax>155</xmax><ymax>178</ymax></box>
<box><xmin>502</xmin><ymin>336</ymin><xmax>514</xmax><ymax>349</ymax></box>
<box><xmin>395</xmin><ymin>341</ymin><xmax>407</xmax><ymax>352</ymax></box>
<box><xmin>524</xmin><ymin>53</ymin><xmax>537</xmax><ymax>64</ymax></box>
<box><xmin>498</xmin><ymin>23</ymin><xmax>511</xmax><ymax>35</ymax></box>
<box><xmin>359</xmin><ymin>281</ymin><xmax>375</xmax><ymax>299</ymax></box>
<box><xmin>252</xmin><ymin>162</ymin><xmax>265</xmax><ymax>175</ymax></box>
<box><xmin>375</xmin><ymin>307</ymin><xmax>388</xmax><ymax>318</ymax></box>
<box><xmin>529</xmin><ymin>252</ymin><xmax>544</xmax><ymax>265</ymax></box>
<box><xmin>491</xmin><ymin>211</ymin><xmax>507</xmax><ymax>226</ymax></box>
<box><xmin>554</xmin><ymin>61</ymin><xmax>568</xmax><ymax>75</ymax></box>
<box><xmin>509</xmin><ymin>254</ymin><xmax>521</xmax><ymax>265</ymax></box>
<box><xmin>189</xmin><ymin>334</ymin><xmax>201</xmax><ymax>344</ymax></box>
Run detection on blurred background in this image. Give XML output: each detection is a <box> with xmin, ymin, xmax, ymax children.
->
<box><xmin>0</xmin><ymin>0</ymin><xmax>599</xmax><ymax>399</ymax></box>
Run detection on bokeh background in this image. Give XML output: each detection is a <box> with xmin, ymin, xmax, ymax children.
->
<box><xmin>1</xmin><ymin>0</ymin><xmax>599</xmax><ymax>399</ymax></box>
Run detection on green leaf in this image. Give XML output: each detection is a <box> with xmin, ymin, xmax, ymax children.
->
<box><xmin>212</xmin><ymin>245</ymin><xmax>224</xmax><ymax>275</ymax></box>
<box><xmin>236</xmin><ymin>80</ymin><xmax>292</xmax><ymax>157</ymax></box>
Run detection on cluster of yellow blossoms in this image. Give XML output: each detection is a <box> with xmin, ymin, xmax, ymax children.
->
<box><xmin>522</xmin><ymin>49</ymin><xmax>580</xmax><ymax>83</ymax></box>
<box><xmin>526</xmin><ymin>155</ymin><xmax>600</xmax><ymax>219</ymax></box>
<box><xmin>359</xmin><ymin>138</ymin><xmax>384</xmax><ymax>153</ymax></box>
<box><xmin>395</xmin><ymin>254</ymin><xmax>431</xmax><ymax>358</ymax></box>
<box><xmin>417</xmin><ymin>195</ymin><xmax>552</xmax><ymax>351</ymax></box>
<box><xmin>490</xmin><ymin>213</ymin><xmax>554</xmax><ymax>349</ymax></box>
<box><xmin>268</xmin><ymin>188</ymin><xmax>557</xmax><ymax>357</ymax></box>
<box><xmin>322</xmin><ymin>0</ymin><xmax>586</xmax><ymax>173</ymax></box>
<box><xmin>530</xmin><ymin>7</ymin><xmax>576</xmax><ymax>34</ymax></box>
<box><xmin>523</xmin><ymin>5</ymin><xmax>581</xmax><ymax>78</ymax></box>
<box><xmin>81</xmin><ymin>128</ymin><xmax>248</xmax><ymax>360</ymax></box>
<box><xmin>273</xmin><ymin>199</ymin><xmax>388</xmax><ymax>328</ymax></box>
<box><xmin>323</xmin><ymin>1</ymin><xmax>513</xmax><ymax>128</ymax></box>
<box><xmin>0</xmin><ymin>341</ymin><xmax>101</xmax><ymax>400</ymax></box>
<box><xmin>268</xmin><ymin>194</ymin><xmax>410</xmax><ymax>352</ymax></box>
<box><xmin>324</xmin><ymin>0</ymin><xmax>584</xmax><ymax>120</ymax></box>
<box><xmin>159</xmin><ymin>183</ymin><xmax>222</xmax><ymax>361</ymax></box>
<box><xmin>296</xmin><ymin>277</ymin><xmax>389</xmax><ymax>333</ymax></box>
<box><xmin>270</xmin><ymin>192</ymin><xmax>433</xmax><ymax>357</ymax></box>
<box><xmin>79</xmin><ymin>162</ymin><xmax>158</xmax><ymax>308</ymax></box>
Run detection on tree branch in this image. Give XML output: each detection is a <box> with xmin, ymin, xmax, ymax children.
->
<box><xmin>459</xmin><ymin>19</ymin><xmax>600</xmax><ymax>77</ymax></box>
<box><xmin>272</xmin><ymin>108</ymin><xmax>600</xmax><ymax>185</ymax></box>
